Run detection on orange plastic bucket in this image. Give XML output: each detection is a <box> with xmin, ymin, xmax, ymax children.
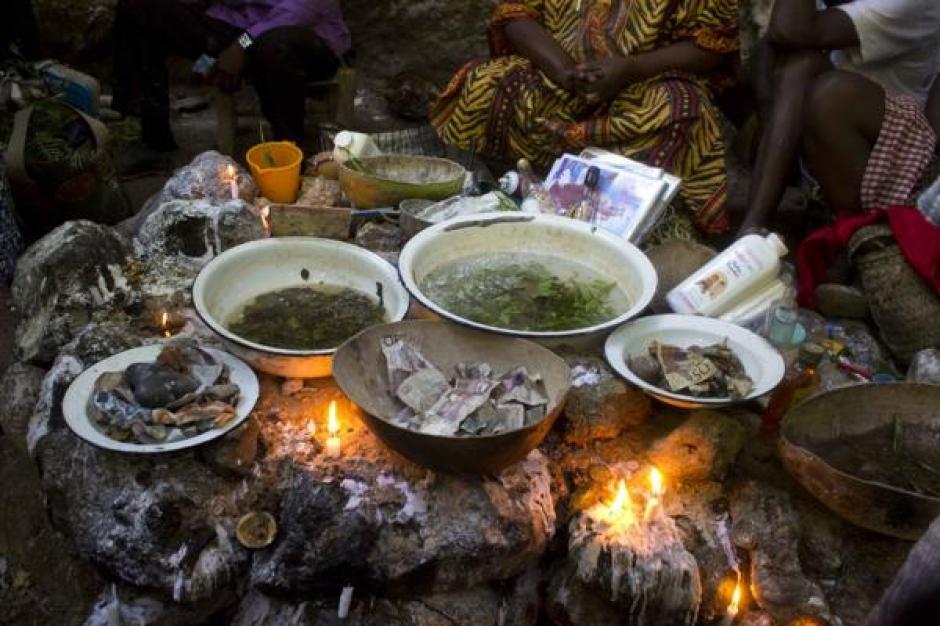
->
<box><xmin>246</xmin><ymin>141</ymin><xmax>302</xmax><ymax>203</ymax></box>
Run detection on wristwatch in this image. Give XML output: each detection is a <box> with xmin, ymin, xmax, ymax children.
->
<box><xmin>237</xmin><ymin>32</ymin><xmax>254</xmax><ymax>50</ymax></box>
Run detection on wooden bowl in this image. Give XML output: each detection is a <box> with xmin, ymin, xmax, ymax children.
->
<box><xmin>338</xmin><ymin>155</ymin><xmax>465</xmax><ymax>209</ymax></box>
<box><xmin>332</xmin><ymin>320</ymin><xmax>571</xmax><ymax>474</ymax></box>
<box><xmin>780</xmin><ymin>383</ymin><xmax>940</xmax><ymax>540</ymax></box>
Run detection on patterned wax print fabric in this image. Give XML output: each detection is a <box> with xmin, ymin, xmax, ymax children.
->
<box><xmin>431</xmin><ymin>0</ymin><xmax>740</xmax><ymax>235</ymax></box>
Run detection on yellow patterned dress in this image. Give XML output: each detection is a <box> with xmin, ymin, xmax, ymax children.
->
<box><xmin>431</xmin><ymin>0</ymin><xmax>739</xmax><ymax>235</ymax></box>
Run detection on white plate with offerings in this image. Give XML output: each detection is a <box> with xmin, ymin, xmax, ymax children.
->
<box><xmin>62</xmin><ymin>341</ymin><xmax>259</xmax><ymax>454</ymax></box>
<box><xmin>605</xmin><ymin>314</ymin><xmax>786</xmax><ymax>409</ymax></box>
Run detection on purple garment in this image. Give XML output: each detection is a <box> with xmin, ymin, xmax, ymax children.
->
<box><xmin>206</xmin><ymin>0</ymin><xmax>350</xmax><ymax>56</ymax></box>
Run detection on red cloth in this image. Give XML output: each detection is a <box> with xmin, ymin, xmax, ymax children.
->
<box><xmin>796</xmin><ymin>206</ymin><xmax>940</xmax><ymax>308</ymax></box>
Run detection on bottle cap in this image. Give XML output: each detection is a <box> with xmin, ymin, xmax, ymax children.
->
<box><xmin>334</xmin><ymin>131</ymin><xmax>353</xmax><ymax>149</ymax></box>
<box><xmin>766</xmin><ymin>233</ymin><xmax>788</xmax><ymax>257</ymax></box>
<box><xmin>585</xmin><ymin>166</ymin><xmax>601</xmax><ymax>189</ymax></box>
<box><xmin>499</xmin><ymin>171</ymin><xmax>521</xmax><ymax>195</ymax></box>
<box><xmin>798</xmin><ymin>342</ymin><xmax>826</xmax><ymax>366</ymax></box>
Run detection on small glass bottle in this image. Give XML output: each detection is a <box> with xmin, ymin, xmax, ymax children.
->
<box><xmin>760</xmin><ymin>342</ymin><xmax>826</xmax><ymax>439</ymax></box>
<box><xmin>511</xmin><ymin>158</ymin><xmax>554</xmax><ymax>213</ymax></box>
<box><xmin>570</xmin><ymin>166</ymin><xmax>601</xmax><ymax>223</ymax></box>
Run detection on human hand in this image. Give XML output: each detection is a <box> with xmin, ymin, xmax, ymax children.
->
<box><xmin>546</xmin><ymin>63</ymin><xmax>578</xmax><ymax>92</ymax></box>
<box><xmin>575</xmin><ymin>56</ymin><xmax>634</xmax><ymax>105</ymax></box>
<box><xmin>210</xmin><ymin>42</ymin><xmax>246</xmax><ymax>92</ymax></box>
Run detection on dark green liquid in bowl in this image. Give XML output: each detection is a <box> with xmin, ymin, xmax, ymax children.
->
<box><xmin>227</xmin><ymin>286</ymin><xmax>387</xmax><ymax>350</ymax></box>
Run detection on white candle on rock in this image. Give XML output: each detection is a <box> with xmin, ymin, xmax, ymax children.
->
<box><xmin>226</xmin><ymin>164</ymin><xmax>239</xmax><ymax>200</ymax></box>
<box><xmin>326</xmin><ymin>400</ymin><xmax>341</xmax><ymax>458</ymax></box>
<box><xmin>721</xmin><ymin>580</ymin><xmax>742</xmax><ymax>626</ymax></box>
<box><xmin>644</xmin><ymin>466</ymin><xmax>665</xmax><ymax>522</ymax></box>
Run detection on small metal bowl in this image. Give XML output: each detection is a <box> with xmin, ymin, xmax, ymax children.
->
<box><xmin>332</xmin><ymin>320</ymin><xmax>571</xmax><ymax>474</ymax></box>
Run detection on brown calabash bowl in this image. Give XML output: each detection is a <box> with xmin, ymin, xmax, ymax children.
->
<box><xmin>780</xmin><ymin>383</ymin><xmax>940</xmax><ymax>540</ymax></box>
<box><xmin>332</xmin><ymin>320</ymin><xmax>571</xmax><ymax>474</ymax></box>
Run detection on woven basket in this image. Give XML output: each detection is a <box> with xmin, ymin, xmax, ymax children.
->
<box><xmin>848</xmin><ymin>224</ymin><xmax>940</xmax><ymax>365</ymax></box>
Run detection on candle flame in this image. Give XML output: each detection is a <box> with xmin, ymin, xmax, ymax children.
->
<box><xmin>160</xmin><ymin>311</ymin><xmax>172</xmax><ymax>338</ymax></box>
<box><xmin>226</xmin><ymin>164</ymin><xmax>236</xmax><ymax>178</ymax></box>
<box><xmin>650</xmin><ymin>467</ymin><xmax>664</xmax><ymax>497</ymax></box>
<box><xmin>728</xmin><ymin>581</ymin><xmax>742</xmax><ymax>616</ymax></box>
<box><xmin>611</xmin><ymin>479</ymin><xmax>629</xmax><ymax>512</ymax></box>
<box><xmin>260</xmin><ymin>205</ymin><xmax>271</xmax><ymax>236</ymax></box>
<box><xmin>327</xmin><ymin>401</ymin><xmax>339</xmax><ymax>435</ymax></box>
<box><xmin>161</xmin><ymin>311</ymin><xmax>168</xmax><ymax>327</ymax></box>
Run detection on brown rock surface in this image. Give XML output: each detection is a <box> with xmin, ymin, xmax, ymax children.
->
<box><xmin>648</xmin><ymin>410</ymin><xmax>747</xmax><ymax>482</ymax></box>
<box><xmin>563</xmin><ymin>356</ymin><xmax>652</xmax><ymax>445</ymax></box>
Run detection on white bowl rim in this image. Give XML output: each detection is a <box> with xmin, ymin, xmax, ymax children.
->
<box><xmin>192</xmin><ymin>237</ymin><xmax>410</xmax><ymax>357</ymax></box>
<box><xmin>62</xmin><ymin>344</ymin><xmax>259</xmax><ymax>454</ymax></box>
<box><xmin>604</xmin><ymin>313</ymin><xmax>786</xmax><ymax>405</ymax></box>
<box><xmin>397</xmin><ymin>212</ymin><xmax>658</xmax><ymax>339</ymax></box>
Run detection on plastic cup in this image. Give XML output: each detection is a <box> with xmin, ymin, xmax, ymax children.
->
<box><xmin>246</xmin><ymin>141</ymin><xmax>302</xmax><ymax>204</ymax></box>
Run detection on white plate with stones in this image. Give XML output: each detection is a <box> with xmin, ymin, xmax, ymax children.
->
<box><xmin>63</xmin><ymin>344</ymin><xmax>259</xmax><ymax>454</ymax></box>
<box><xmin>605</xmin><ymin>314</ymin><xmax>786</xmax><ymax>409</ymax></box>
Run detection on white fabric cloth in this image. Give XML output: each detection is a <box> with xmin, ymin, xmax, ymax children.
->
<box><xmin>830</xmin><ymin>0</ymin><xmax>940</xmax><ymax>104</ymax></box>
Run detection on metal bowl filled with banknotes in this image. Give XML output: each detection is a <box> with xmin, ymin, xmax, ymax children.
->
<box><xmin>605</xmin><ymin>314</ymin><xmax>785</xmax><ymax>409</ymax></box>
<box><xmin>332</xmin><ymin>320</ymin><xmax>571</xmax><ymax>474</ymax></box>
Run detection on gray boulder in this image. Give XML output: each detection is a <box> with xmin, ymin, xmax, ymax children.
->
<box><xmin>252</xmin><ymin>450</ymin><xmax>556</xmax><ymax>594</ymax></box>
<box><xmin>134</xmin><ymin>199</ymin><xmax>264</xmax><ymax>262</ymax></box>
<box><xmin>731</xmin><ymin>481</ymin><xmax>832</xmax><ymax>624</ymax></box>
<box><xmin>11</xmin><ymin>221</ymin><xmax>130</xmax><ymax>364</ymax></box>
<box><xmin>37</xmin><ymin>428</ymin><xmax>249</xmax><ymax>602</ymax></box>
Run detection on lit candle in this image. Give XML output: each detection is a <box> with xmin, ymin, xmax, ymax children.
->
<box><xmin>160</xmin><ymin>311</ymin><xmax>172</xmax><ymax>338</ymax></box>
<box><xmin>260</xmin><ymin>205</ymin><xmax>271</xmax><ymax>237</ymax></box>
<box><xmin>226</xmin><ymin>164</ymin><xmax>239</xmax><ymax>200</ymax></box>
<box><xmin>325</xmin><ymin>400</ymin><xmax>341</xmax><ymax>458</ymax></box>
<box><xmin>644</xmin><ymin>466</ymin><xmax>664</xmax><ymax>522</ymax></box>
<box><xmin>721</xmin><ymin>580</ymin><xmax>742</xmax><ymax>626</ymax></box>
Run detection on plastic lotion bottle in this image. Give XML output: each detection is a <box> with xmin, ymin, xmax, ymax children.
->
<box><xmin>667</xmin><ymin>233</ymin><xmax>788</xmax><ymax>317</ymax></box>
<box><xmin>333</xmin><ymin>131</ymin><xmax>382</xmax><ymax>164</ymax></box>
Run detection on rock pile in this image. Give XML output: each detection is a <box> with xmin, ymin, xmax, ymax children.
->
<box><xmin>0</xmin><ymin>150</ymin><xmax>920</xmax><ymax>624</ymax></box>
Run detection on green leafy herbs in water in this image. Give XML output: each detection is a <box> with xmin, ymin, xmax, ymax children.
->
<box><xmin>227</xmin><ymin>286</ymin><xmax>386</xmax><ymax>350</ymax></box>
<box><xmin>421</xmin><ymin>260</ymin><xmax>620</xmax><ymax>332</ymax></box>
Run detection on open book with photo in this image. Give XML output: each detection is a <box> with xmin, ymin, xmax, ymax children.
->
<box><xmin>576</xmin><ymin>148</ymin><xmax>682</xmax><ymax>243</ymax></box>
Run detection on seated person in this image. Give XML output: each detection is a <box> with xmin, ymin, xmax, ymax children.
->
<box><xmin>431</xmin><ymin>0</ymin><xmax>741</xmax><ymax>236</ymax></box>
<box><xmin>112</xmin><ymin>0</ymin><xmax>350</xmax><ymax>151</ymax></box>
<box><xmin>740</xmin><ymin>0</ymin><xmax>940</xmax><ymax>232</ymax></box>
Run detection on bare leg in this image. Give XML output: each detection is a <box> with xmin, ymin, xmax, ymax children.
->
<box><xmin>802</xmin><ymin>70</ymin><xmax>886</xmax><ymax>214</ymax></box>
<box><xmin>738</xmin><ymin>45</ymin><xmax>831</xmax><ymax>232</ymax></box>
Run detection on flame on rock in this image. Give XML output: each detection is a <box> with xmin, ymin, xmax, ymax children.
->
<box><xmin>611</xmin><ymin>479</ymin><xmax>629</xmax><ymax>510</ymax></box>
<box><xmin>161</xmin><ymin>311</ymin><xmax>172</xmax><ymax>338</ymax></box>
<box><xmin>650</xmin><ymin>467</ymin><xmax>664</xmax><ymax>497</ymax></box>
<box><xmin>595</xmin><ymin>479</ymin><xmax>637</xmax><ymax>533</ymax></box>
<box><xmin>728</xmin><ymin>580</ymin><xmax>742</xmax><ymax>616</ymax></box>
<box><xmin>327</xmin><ymin>400</ymin><xmax>339</xmax><ymax>436</ymax></box>
<box><xmin>226</xmin><ymin>164</ymin><xmax>236</xmax><ymax>178</ymax></box>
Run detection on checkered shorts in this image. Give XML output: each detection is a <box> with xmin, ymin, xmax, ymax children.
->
<box><xmin>861</xmin><ymin>94</ymin><xmax>938</xmax><ymax>211</ymax></box>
